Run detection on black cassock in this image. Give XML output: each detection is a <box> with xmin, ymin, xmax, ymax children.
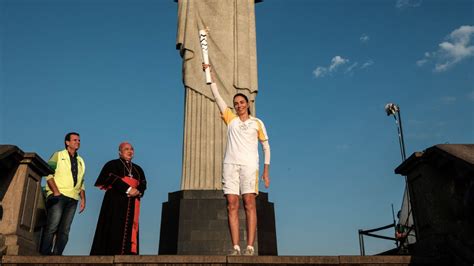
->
<box><xmin>90</xmin><ymin>159</ymin><xmax>147</xmax><ymax>255</ymax></box>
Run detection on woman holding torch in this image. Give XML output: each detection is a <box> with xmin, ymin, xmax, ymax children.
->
<box><xmin>203</xmin><ymin>64</ymin><xmax>271</xmax><ymax>256</ymax></box>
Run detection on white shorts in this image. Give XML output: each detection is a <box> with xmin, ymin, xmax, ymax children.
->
<box><xmin>222</xmin><ymin>163</ymin><xmax>259</xmax><ymax>195</ymax></box>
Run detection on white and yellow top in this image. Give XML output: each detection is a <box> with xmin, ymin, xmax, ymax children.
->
<box><xmin>210</xmin><ymin>83</ymin><xmax>271</xmax><ymax>166</ymax></box>
<box><xmin>222</xmin><ymin>108</ymin><xmax>269</xmax><ymax>166</ymax></box>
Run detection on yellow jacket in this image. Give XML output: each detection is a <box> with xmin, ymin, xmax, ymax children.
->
<box><xmin>45</xmin><ymin>149</ymin><xmax>85</xmax><ymax>200</ymax></box>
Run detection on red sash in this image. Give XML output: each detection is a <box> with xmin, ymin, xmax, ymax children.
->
<box><xmin>122</xmin><ymin>176</ymin><xmax>140</xmax><ymax>254</ymax></box>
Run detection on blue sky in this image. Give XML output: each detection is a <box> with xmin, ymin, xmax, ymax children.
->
<box><xmin>1</xmin><ymin>0</ymin><xmax>473</xmax><ymax>256</ymax></box>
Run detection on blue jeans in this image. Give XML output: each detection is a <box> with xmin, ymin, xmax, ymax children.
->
<box><xmin>40</xmin><ymin>194</ymin><xmax>78</xmax><ymax>255</ymax></box>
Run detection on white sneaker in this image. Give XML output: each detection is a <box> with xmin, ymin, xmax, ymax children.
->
<box><xmin>228</xmin><ymin>247</ymin><xmax>241</xmax><ymax>256</ymax></box>
<box><xmin>242</xmin><ymin>247</ymin><xmax>255</xmax><ymax>256</ymax></box>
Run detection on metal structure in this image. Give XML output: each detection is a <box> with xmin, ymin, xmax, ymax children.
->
<box><xmin>384</xmin><ymin>103</ymin><xmax>407</xmax><ymax>161</ymax></box>
<box><xmin>357</xmin><ymin>103</ymin><xmax>415</xmax><ymax>255</ymax></box>
<box><xmin>385</xmin><ymin>103</ymin><xmax>417</xmax><ymax>246</ymax></box>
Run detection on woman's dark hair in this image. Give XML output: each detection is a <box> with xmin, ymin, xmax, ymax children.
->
<box><xmin>233</xmin><ymin>93</ymin><xmax>251</xmax><ymax>115</ymax></box>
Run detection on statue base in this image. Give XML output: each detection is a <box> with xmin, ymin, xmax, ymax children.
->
<box><xmin>0</xmin><ymin>145</ymin><xmax>52</xmax><ymax>255</ymax></box>
<box><xmin>158</xmin><ymin>190</ymin><xmax>277</xmax><ymax>255</ymax></box>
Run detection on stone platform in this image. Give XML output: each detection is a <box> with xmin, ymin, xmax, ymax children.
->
<box><xmin>159</xmin><ymin>190</ymin><xmax>277</xmax><ymax>255</ymax></box>
<box><xmin>1</xmin><ymin>255</ymin><xmax>445</xmax><ymax>265</ymax></box>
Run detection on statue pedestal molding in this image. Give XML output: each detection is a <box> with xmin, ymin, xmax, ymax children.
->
<box><xmin>158</xmin><ymin>190</ymin><xmax>277</xmax><ymax>255</ymax></box>
<box><xmin>0</xmin><ymin>145</ymin><xmax>53</xmax><ymax>255</ymax></box>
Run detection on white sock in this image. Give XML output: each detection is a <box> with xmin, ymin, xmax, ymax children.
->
<box><xmin>233</xmin><ymin>245</ymin><xmax>241</xmax><ymax>251</ymax></box>
<box><xmin>246</xmin><ymin>245</ymin><xmax>254</xmax><ymax>251</ymax></box>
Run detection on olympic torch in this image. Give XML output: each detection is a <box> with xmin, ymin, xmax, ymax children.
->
<box><xmin>199</xmin><ymin>29</ymin><xmax>212</xmax><ymax>84</ymax></box>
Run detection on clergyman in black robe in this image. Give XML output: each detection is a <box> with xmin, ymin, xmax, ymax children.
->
<box><xmin>90</xmin><ymin>142</ymin><xmax>147</xmax><ymax>255</ymax></box>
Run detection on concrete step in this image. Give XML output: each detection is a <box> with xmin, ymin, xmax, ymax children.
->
<box><xmin>1</xmin><ymin>255</ymin><xmax>446</xmax><ymax>265</ymax></box>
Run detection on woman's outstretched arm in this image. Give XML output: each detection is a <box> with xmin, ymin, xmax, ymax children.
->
<box><xmin>203</xmin><ymin>64</ymin><xmax>227</xmax><ymax>114</ymax></box>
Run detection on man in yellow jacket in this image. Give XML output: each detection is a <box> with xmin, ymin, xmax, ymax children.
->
<box><xmin>40</xmin><ymin>132</ymin><xmax>86</xmax><ymax>255</ymax></box>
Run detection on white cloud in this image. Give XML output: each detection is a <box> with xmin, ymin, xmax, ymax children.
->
<box><xmin>440</xmin><ymin>96</ymin><xmax>457</xmax><ymax>104</ymax></box>
<box><xmin>313</xmin><ymin>66</ymin><xmax>327</xmax><ymax>78</ymax></box>
<box><xmin>416</xmin><ymin>58</ymin><xmax>428</xmax><ymax>66</ymax></box>
<box><xmin>313</xmin><ymin>56</ymin><xmax>375</xmax><ymax>78</ymax></box>
<box><xmin>313</xmin><ymin>56</ymin><xmax>349</xmax><ymax>78</ymax></box>
<box><xmin>396</xmin><ymin>0</ymin><xmax>422</xmax><ymax>9</ymax></box>
<box><xmin>329</xmin><ymin>56</ymin><xmax>349</xmax><ymax>71</ymax></box>
<box><xmin>417</xmin><ymin>25</ymin><xmax>474</xmax><ymax>72</ymax></box>
<box><xmin>360</xmin><ymin>34</ymin><xmax>370</xmax><ymax>43</ymax></box>
<box><xmin>416</xmin><ymin>52</ymin><xmax>431</xmax><ymax>66</ymax></box>
<box><xmin>345</xmin><ymin>62</ymin><xmax>359</xmax><ymax>74</ymax></box>
<box><xmin>361</xmin><ymin>60</ymin><xmax>374</xmax><ymax>69</ymax></box>
<box><xmin>435</xmin><ymin>25</ymin><xmax>474</xmax><ymax>71</ymax></box>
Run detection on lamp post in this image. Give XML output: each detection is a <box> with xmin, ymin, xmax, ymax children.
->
<box><xmin>385</xmin><ymin>102</ymin><xmax>417</xmax><ymax>249</ymax></box>
<box><xmin>357</xmin><ymin>103</ymin><xmax>416</xmax><ymax>256</ymax></box>
<box><xmin>384</xmin><ymin>103</ymin><xmax>407</xmax><ymax>161</ymax></box>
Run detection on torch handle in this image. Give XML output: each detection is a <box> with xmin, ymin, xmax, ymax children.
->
<box><xmin>199</xmin><ymin>30</ymin><xmax>212</xmax><ymax>84</ymax></box>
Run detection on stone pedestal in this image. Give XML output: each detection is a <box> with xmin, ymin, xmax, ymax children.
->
<box><xmin>395</xmin><ymin>144</ymin><xmax>474</xmax><ymax>260</ymax></box>
<box><xmin>158</xmin><ymin>190</ymin><xmax>277</xmax><ymax>255</ymax></box>
<box><xmin>0</xmin><ymin>145</ymin><xmax>53</xmax><ymax>255</ymax></box>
